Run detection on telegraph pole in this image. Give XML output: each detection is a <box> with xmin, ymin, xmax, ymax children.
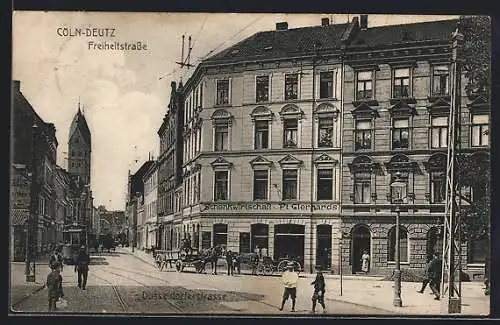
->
<box><xmin>440</xmin><ymin>27</ymin><xmax>464</xmax><ymax>314</ymax></box>
<box><xmin>25</xmin><ymin>123</ymin><xmax>39</xmax><ymax>282</ymax></box>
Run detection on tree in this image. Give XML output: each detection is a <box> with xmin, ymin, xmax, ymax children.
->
<box><xmin>458</xmin><ymin>16</ymin><xmax>491</xmax><ymax>98</ymax></box>
<box><xmin>457</xmin><ymin>15</ymin><xmax>491</xmax><ymax>294</ymax></box>
<box><xmin>457</xmin><ymin>152</ymin><xmax>490</xmax><ymax>294</ymax></box>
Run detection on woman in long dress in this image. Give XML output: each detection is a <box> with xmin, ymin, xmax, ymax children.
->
<box><xmin>361</xmin><ymin>250</ymin><xmax>370</xmax><ymax>273</ymax></box>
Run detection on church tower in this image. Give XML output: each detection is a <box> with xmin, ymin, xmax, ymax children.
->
<box><xmin>68</xmin><ymin>104</ymin><xmax>92</xmax><ymax>185</ymax></box>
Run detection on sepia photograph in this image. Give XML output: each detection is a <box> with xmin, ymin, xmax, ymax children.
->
<box><xmin>10</xmin><ymin>11</ymin><xmax>491</xmax><ymax>316</ymax></box>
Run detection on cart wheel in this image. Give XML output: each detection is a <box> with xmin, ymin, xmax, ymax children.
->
<box><xmin>277</xmin><ymin>260</ymin><xmax>288</xmax><ymax>273</ymax></box>
<box><xmin>175</xmin><ymin>260</ymin><xmax>182</xmax><ymax>272</ymax></box>
<box><xmin>256</xmin><ymin>263</ymin><xmax>265</xmax><ymax>276</ymax></box>
<box><xmin>264</xmin><ymin>265</ymin><xmax>273</xmax><ymax>276</ymax></box>
<box><xmin>293</xmin><ymin>261</ymin><xmax>302</xmax><ymax>274</ymax></box>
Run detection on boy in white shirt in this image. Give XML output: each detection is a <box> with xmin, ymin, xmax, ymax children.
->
<box><xmin>279</xmin><ymin>262</ymin><xmax>299</xmax><ymax>312</ymax></box>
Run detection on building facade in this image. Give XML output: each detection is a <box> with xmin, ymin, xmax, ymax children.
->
<box><xmin>179</xmin><ymin>18</ymin><xmax>353</xmax><ymax>272</ymax></box>
<box><xmin>157</xmin><ymin>81</ymin><xmax>184</xmax><ymax>250</ymax></box>
<box><xmin>340</xmin><ymin>17</ymin><xmax>489</xmax><ymax>277</ymax></box>
<box><xmin>142</xmin><ymin>160</ymin><xmax>159</xmax><ymax>249</ymax></box>
<box><xmin>125</xmin><ymin>160</ymin><xmax>155</xmax><ymax>249</ymax></box>
<box><xmin>11</xmin><ymin>80</ymin><xmax>59</xmax><ymax>256</ymax></box>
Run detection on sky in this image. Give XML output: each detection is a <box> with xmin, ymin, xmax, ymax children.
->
<box><xmin>12</xmin><ymin>12</ymin><xmax>459</xmax><ymax>210</ymax></box>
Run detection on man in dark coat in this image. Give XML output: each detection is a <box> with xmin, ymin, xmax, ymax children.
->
<box><xmin>226</xmin><ymin>250</ymin><xmax>234</xmax><ymax>276</ymax></box>
<box><xmin>46</xmin><ymin>261</ymin><xmax>64</xmax><ymax>311</ymax></box>
<box><xmin>429</xmin><ymin>253</ymin><xmax>442</xmax><ymax>300</ymax></box>
<box><xmin>75</xmin><ymin>245</ymin><xmax>90</xmax><ymax>290</ymax></box>
<box><xmin>417</xmin><ymin>255</ymin><xmax>433</xmax><ymax>293</ymax></box>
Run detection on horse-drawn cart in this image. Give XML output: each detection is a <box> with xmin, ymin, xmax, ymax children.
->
<box><xmin>174</xmin><ymin>250</ymin><xmax>205</xmax><ymax>273</ymax></box>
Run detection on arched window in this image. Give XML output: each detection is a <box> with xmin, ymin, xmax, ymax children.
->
<box><xmin>388</xmin><ymin>226</ymin><xmax>408</xmax><ymax>263</ymax></box>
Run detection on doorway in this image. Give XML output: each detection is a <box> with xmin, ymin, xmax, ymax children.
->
<box><xmin>274</xmin><ymin>224</ymin><xmax>305</xmax><ymax>267</ymax></box>
<box><xmin>316</xmin><ymin>224</ymin><xmax>332</xmax><ymax>270</ymax></box>
<box><xmin>351</xmin><ymin>225</ymin><xmax>371</xmax><ymax>274</ymax></box>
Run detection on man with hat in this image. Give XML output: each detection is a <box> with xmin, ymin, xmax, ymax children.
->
<box><xmin>75</xmin><ymin>245</ymin><xmax>90</xmax><ymax>290</ymax></box>
<box><xmin>278</xmin><ymin>261</ymin><xmax>299</xmax><ymax>312</ymax></box>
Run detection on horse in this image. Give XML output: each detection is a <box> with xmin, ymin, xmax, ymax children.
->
<box><xmin>200</xmin><ymin>246</ymin><xmax>222</xmax><ymax>275</ymax></box>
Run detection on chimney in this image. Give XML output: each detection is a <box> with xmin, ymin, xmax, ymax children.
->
<box><xmin>276</xmin><ymin>22</ymin><xmax>288</xmax><ymax>31</ymax></box>
<box><xmin>360</xmin><ymin>14</ymin><xmax>368</xmax><ymax>30</ymax></box>
<box><xmin>13</xmin><ymin>80</ymin><xmax>20</xmax><ymax>92</ymax></box>
<box><xmin>321</xmin><ymin>18</ymin><xmax>330</xmax><ymax>26</ymax></box>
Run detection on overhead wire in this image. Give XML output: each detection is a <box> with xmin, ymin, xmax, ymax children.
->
<box><xmin>199</xmin><ymin>14</ymin><xmax>266</xmax><ymax>60</ymax></box>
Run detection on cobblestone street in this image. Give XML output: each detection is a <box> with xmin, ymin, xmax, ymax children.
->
<box><xmin>10</xmin><ymin>248</ymin><xmax>489</xmax><ymax>316</ymax></box>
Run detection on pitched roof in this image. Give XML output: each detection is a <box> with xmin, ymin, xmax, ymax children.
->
<box><xmin>69</xmin><ymin>108</ymin><xmax>92</xmax><ymax>147</ymax></box>
<box><xmin>203</xmin><ymin>23</ymin><xmax>349</xmax><ymax>64</ymax></box>
<box><xmin>351</xmin><ymin>19</ymin><xmax>458</xmax><ymax>48</ymax></box>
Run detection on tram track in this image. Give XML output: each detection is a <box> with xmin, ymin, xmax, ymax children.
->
<box><xmin>93</xmin><ymin>266</ymin><xmax>183</xmax><ymax>312</ymax></box>
<box><xmin>103</xmin><ymin>263</ymin><xmax>281</xmax><ymax>312</ymax></box>
<box><xmin>91</xmin><ymin>273</ymin><xmax>129</xmax><ymax>312</ymax></box>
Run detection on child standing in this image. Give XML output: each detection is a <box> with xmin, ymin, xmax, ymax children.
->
<box><xmin>311</xmin><ymin>269</ymin><xmax>326</xmax><ymax>313</ymax></box>
<box><xmin>46</xmin><ymin>261</ymin><xmax>64</xmax><ymax>312</ymax></box>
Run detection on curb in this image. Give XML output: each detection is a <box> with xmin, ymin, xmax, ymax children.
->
<box><xmin>124</xmin><ymin>250</ymin><xmax>156</xmax><ymax>267</ymax></box>
<box><xmin>11</xmin><ymin>283</ymin><xmax>46</xmax><ymax>308</ymax></box>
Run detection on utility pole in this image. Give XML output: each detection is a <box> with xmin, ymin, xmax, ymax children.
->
<box><xmin>440</xmin><ymin>27</ymin><xmax>464</xmax><ymax>314</ymax></box>
<box><xmin>176</xmin><ymin>35</ymin><xmax>194</xmax><ymax>69</ymax></box>
<box><xmin>26</xmin><ymin>123</ymin><xmax>39</xmax><ymax>282</ymax></box>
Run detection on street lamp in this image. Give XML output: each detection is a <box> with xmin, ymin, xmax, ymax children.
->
<box><xmin>390</xmin><ymin>171</ymin><xmax>407</xmax><ymax>307</ymax></box>
<box><xmin>26</xmin><ymin>123</ymin><xmax>38</xmax><ymax>282</ymax></box>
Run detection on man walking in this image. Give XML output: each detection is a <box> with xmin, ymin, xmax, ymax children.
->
<box><xmin>279</xmin><ymin>262</ymin><xmax>299</xmax><ymax>312</ymax></box>
<box><xmin>429</xmin><ymin>253</ymin><xmax>442</xmax><ymax>300</ymax></box>
<box><xmin>75</xmin><ymin>245</ymin><xmax>90</xmax><ymax>290</ymax></box>
<box><xmin>417</xmin><ymin>255</ymin><xmax>433</xmax><ymax>294</ymax></box>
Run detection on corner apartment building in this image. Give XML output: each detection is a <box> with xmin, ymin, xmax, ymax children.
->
<box><xmin>340</xmin><ymin>17</ymin><xmax>490</xmax><ymax>277</ymax></box>
<box><xmin>179</xmin><ymin>18</ymin><xmax>353</xmax><ymax>272</ymax></box>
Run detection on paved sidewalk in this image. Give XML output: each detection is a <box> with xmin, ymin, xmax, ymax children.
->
<box><xmin>10</xmin><ymin>260</ymin><xmax>51</xmax><ymax>307</ymax></box>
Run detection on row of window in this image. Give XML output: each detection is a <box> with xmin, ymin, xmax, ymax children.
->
<box><xmin>356</xmin><ymin>66</ymin><xmax>451</xmax><ymax>101</ymax></box>
<box><xmin>213</xmin><ymin>65</ymin><xmax>450</xmax><ymax>107</ymax></box>
<box><xmin>354</xmin><ymin>114</ymin><xmax>489</xmax><ymax>151</ymax></box>
<box><xmin>214</xmin><ymin>116</ymin><xmax>335</xmax><ymax>151</ymax></box>
<box><xmin>214</xmin><ymin>167</ymin><xmax>335</xmax><ymax>202</ymax></box>
<box><xmin>216</xmin><ymin>71</ymin><xmax>336</xmax><ymax>106</ymax></box>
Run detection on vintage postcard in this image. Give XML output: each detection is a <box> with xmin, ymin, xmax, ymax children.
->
<box><xmin>10</xmin><ymin>11</ymin><xmax>491</xmax><ymax>316</ymax></box>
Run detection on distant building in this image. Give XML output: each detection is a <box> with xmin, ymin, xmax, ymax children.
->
<box><xmin>125</xmin><ymin>160</ymin><xmax>155</xmax><ymax>249</ymax></box>
<box><xmin>68</xmin><ymin>106</ymin><xmax>92</xmax><ymax>186</ymax></box>
<box><xmin>142</xmin><ymin>160</ymin><xmax>158</xmax><ymax>249</ymax></box>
